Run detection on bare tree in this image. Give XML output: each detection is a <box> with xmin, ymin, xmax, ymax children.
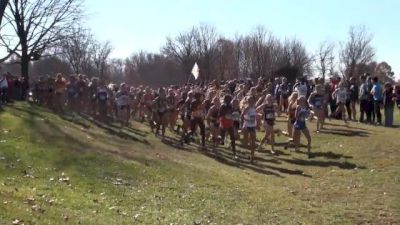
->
<box><xmin>215</xmin><ymin>38</ymin><xmax>237</xmax><ymax>80</ymax></box>
<box><xmin>0</xmin><ymin>0</ymin><xmax>17</xmax><ymax>62</ymax></box>
<box><xmin>60</xmin><ymin>27</ymin><xmax>94</xmax><ymax>75</ymax></box>
<box><xmin>108</xmin><ymin>58</ymin><xmax>124</xmax><ymax>82</ymax></box>
<box><xmin>1</xmin><ymin>0</ymin><xmax>82</xmax><ymax>78</ymax></box>
<box><xmin>316</xmin><ymin>40</ymin><xmax>335</xmax><ymax>81</ymax></box>
<box><xmin>340</xmin><ymin>25</ymin><xmax>375</xmax><ymax>79</ymax></box>
<box><xmin>0</xmin><ymin>0</ymin><xmax>8</xmax><ymax>26</ymax></box>
<box><xmin>196</xmin><ymin>24</ymin><xmax>218</xmax><ymax>81</ymax></box>
<box><xmin>162</xmin><ymin>27</ymin><xmax>200</xmax><ymax>81</ymax></box>
<box><xmin>91</xmin><ymin>40</ymin><xmax>112</xmax><ymax>79</ymax></box>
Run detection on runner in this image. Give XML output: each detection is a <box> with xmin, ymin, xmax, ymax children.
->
<box><xmin>219</xmin><ymin>95</ymin><xmax>237</xmax><ymax>158</ymax></box>
<box><xmin>293</xmin><ymin>96</ymin><xmax>312</xmax><ymax>158</ymax></box>
<box><xmin>371</xmin><ymin>76</ymin><xmax>383</xmax><ymax>125</ymax></box>
<box><xmin>287</xmin><ymin>92</ymin><xmax>299</xmax><ymax>141</ymax></box>
<box><xmin>166</xmin><ymin>89</ymin><xmax>179</xmax><ymax>132</ymax></box>
<box><xmin>348</xmin><ymin>77</ymin><xmax>358</xmax><ymax>121</ymax></box>
<box><xmin>206</xmin><ymin>96</ymin><xmax>221</xmax><ymax>147</ymax></box>
<box><xmin>96</xmin><ymin>80</ymin><xmax>109</xmax><ymax>122</ymax></box>
<box><xmin>279</xmin><ymin>77</ymin><xmax>290</xmax><ymax>113</ymax></box>
<box><xmin>182</xmin><ymin>92</ymin><xmax>206</xmax><ymax>149</ymax></box>
<box><xmin>257</xmin><ymin>94</ymin><xmax>278</xmax><ymax>155</ymax></box>
<box><xmin>332</xmin><ymin>81</ymin><xmax>348</xmax><ymax>124</ymax></box>
<box><xmin>54</xmin><ymin>74</ymin><xmax>66</xmax><ymax>113</ymax></box>
<box><xmin>241</xmin><ymin>96</ymin><xmax>257</xmax><ymax>163</ymax></box>
<box><xmin>66</xmin><ymin>75</ymin><xmax>78</xmax><ymax>112</ymax></box>
<box><xmin>153</xmin><ymin>88</ymin><xmax>169</xmax><ymax>138</ymax></box>
<box><xmin>308</xmin><ymin>84</ymin><xmax>326</xmax><ymax>132</ymax></box>
<box><xmin>115</xmin><ymin>83</ymin><xmax>130</xmax><ymax>126</ymax></box>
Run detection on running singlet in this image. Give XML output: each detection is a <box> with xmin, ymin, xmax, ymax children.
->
<box><xmin>116</xmin><ymin>91</ymin><xmax>129</xmax><ymax>106</ymax></box>
<box><xmin>191</xmin><ymin>100</ymin><xmax>203</xmax><ymax>118</ymax></box>
<box><xmin>280</xmin><ymin>84</ymin><xmax>290</xmax><ymax>98</ymax></box>
<box><xmin>336</xmin><ymin>89</ymin><xmax>347</xmax><ymax>103</ymax></box>
<box><xmin>311</xmin><ymin>94</ymin><xmax>324</xmax><ymax>110</ymax></box>
<box><xmin>263</xmin><ymin>105</ymin><xmax>275</xmax><ymax>121</ymax></box>
<box><xmin>231</xmin><ymin>109</ymin><xmax>241</xmax><ymax>122</ymax></box>
<box><xmin>142</xmin><ymin>94</ymin><xmax>153</xmax><ymax>107</ymax></box>
<box><xmin>219</xmin><ymin>104</ymin><xmax>234</xmax><ymax>128</ymax></box>
<box><xmin>156</xmin><ymin>98</ymin><xmax>168</xmax><ymax>113</ymax></box>
<box><xmin>167</xmin><ymin>95</ymin><xmax>175</xmax><ymax>110</ymax></box>
<box><xmin>67</xmin><ymin>83</ymin><xmax>77</xmax><ymax>98</ymax></box>
<box><xmin>294</xmin><ymin>107</ymin><xmax>309</xmax><ymax>130</ymax></box>
<box><xmin>243</xmin><ymin>107</ymin><xmax>257</xmax><ymax>128</ymax></box>
<box><xmin>97</xmin><ymin>87</ymin><xmax>108</xmax><ymax>102</ymax></box>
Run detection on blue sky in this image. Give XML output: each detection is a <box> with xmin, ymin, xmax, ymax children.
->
<box><xmin>85</xmin><ymin>0</ymin><xmax>399</xmax><ymax>77</ymax></box>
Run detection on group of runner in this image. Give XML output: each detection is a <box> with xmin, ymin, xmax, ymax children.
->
<box><xmin>29</xmin><ymin>73</ymin><xmax>400</xmax><ymax>162</ymax></box>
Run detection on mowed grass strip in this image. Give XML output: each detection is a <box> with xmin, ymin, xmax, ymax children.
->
<box><xmin>0</xmin><ymin>102</ymin><xmax>399</xmax><ymax>225</ymax></box>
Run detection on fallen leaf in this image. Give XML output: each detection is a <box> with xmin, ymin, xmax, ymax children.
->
<box><xmin>12</xmin><ymin>219</ymin><xmax>23</xmax><ymax>225</ymax></box>
<box><xmin>26</xmin><ymin>197</ymin><xmax>36</xmax><ymax>205</ymax></box>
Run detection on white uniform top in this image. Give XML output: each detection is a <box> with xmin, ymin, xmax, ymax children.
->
<box><xmin>296</xmin><ymin>84</ymin><xmax>308</xmax><ymax>97</ymax></box>
<box><xmin>243</xmin><ymin>107</ymin><xmax>257</xmax><ymax>128</ymax></box>
<box><xmin>0</xmin><ymin>76</ymin><xmax>8</xmax><ymax>89</ymax></box>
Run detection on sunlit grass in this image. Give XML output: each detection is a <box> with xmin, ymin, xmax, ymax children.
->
<box><xmin>0</xmin><ymin>102</ymin><xmax>399</xmax><ymax>224</ymax></box>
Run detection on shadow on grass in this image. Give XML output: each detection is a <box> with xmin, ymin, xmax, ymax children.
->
<box><xmin>160</xmin><ymin>135</ymin><xmax>312</xmax><ymax>178</ymax></box>
<box><xmin>279</xmin><ymin>156</ymin><xmax>366</xmax><ymax>170</ymax></box>
<box><xmin>319</xmin><ymin>128</ymin><xmax>370</xmax><ymax>137</ymax></box>
<box><xmin>12</xmin><ymin>103</ymin><xmax>366</xmax><ymax>179</ymax></box>
<box><xmin>14</xmin><ymin>105</ymin><xmax>156</xmax><ymax>174</ymax></box>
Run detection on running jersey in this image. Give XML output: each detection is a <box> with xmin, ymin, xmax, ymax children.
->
<box><xmin>219</xmin><ymin>104</ymin><xmax>234</xmax><ymax>128</ymax></box>
<box><xmin>297</xmin><ymin>107</ymin><xmax>309</xmax><ymax>122</ymax></box>
<box><xmin>310</xmin><ymin>94</ymin><xmax>324</xmax><ymax>110</ymax></box>
<box><xmin>280</xmin><ymin>84</ymin><xmax>290</xmax><ymax>98</ymax></box>
<box><xmin>142</xmin><ymin>94</ymin><xmax>153</xmax><ymax>107</ymax></box>
<box><xmin>294</xmin><ymin>106</ymin><xmax>309</xmax><ymax>130</ymax></box>
<box><xmin>167</xmin><ymin>95</ymin><xmax>175</xmax><ymax>110</ymax></box>
<box><xmin>231</xmin><ymin>108</ymin><xmax>241</xmax><ymax>122</ymax></box>
<box><xmin>66</xmin><ymin>82</ymin><xmax>77</xmax><ymax>98</ymax></box>
<box><xmin>191</xmin><ymin>100</ymin><xmax>204</xmax><ymax>118</ymax></box>
<box><xmin>155</xmin><ymin>97</ymin><xmax>168</xmax><ymax>113</ymax></box>
<box><xmin>336</xmin><ymin>88</ymin><xmax>347</xmax><ymax>103</ymax></box>
<box><xmin>97</xmin><ymin>87</ymin><xmax>108</xmax><ymax>102</ymax></box>
<box><xmin>263</xmin><ymin>105</ymin><xmax>275</xmax><ymax>121</ymax></box>
<box><xmin>349</xmin><ymin>84</ymin><xmax>358</xmax><ymax>101</ymax></box>
<box><xmin>115</xmin><ymin>91</ymin><xmax>129</xmax><ymax>106</ymax></box>
<box><xmin>243</xmin><ymin>107</ymin><xmax>257</xmax><ymax>128</ymax></box>
<box><xmin>208</xmin><ymin>106</ymin><xmax>220</xmax><ymax>125</ymax></box>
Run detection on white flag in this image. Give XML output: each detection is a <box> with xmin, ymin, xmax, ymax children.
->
<box><xmin>191</xmin><ymin>62</ymin><xmax>200</xmax><ymax>80</ymax></box>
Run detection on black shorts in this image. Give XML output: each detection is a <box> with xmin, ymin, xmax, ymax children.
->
<box><xmin>290</xmin><ymin>118</ymin><xmax>296</xmax><ymax>125</ymax></box>
<box><xmin>158</xmin><ymin>111</ymin><xmax>167</xmax><ymax>118</ymax></box>
<box><xmin>211</xmin><ymin>120</ymin><xmax>220</xmax><ymax>128</ymax></box>
<box><xmin>244</xmin><ymin>127</ymin><xmax>256</xmax><ymax>132</ymax></box>
<box><xmin>265</xmin><ymin>119</ymin><xmax>275</xmax><ymax>126</ymax></box>
<box><xmin>233</xmin><ymin>121</ymin><xmax>240</xmax><ymax>129</ymax></box>
<box><xmin>119</xmin><ymin>105</ymin><xmax>129</xmax><ymax>110</ymax></box>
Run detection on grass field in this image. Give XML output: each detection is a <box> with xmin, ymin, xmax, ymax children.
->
<box><xmin>0</xmin><ymin>102</ymin><xmax>399</xmax><ymax>225</ymax></box>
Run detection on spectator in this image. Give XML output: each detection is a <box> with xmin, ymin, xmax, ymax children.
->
<box><xmin>0</xmin><ymin>73</ymin><xmax>8</xmax><ymax>105</ymax></box>
<box><xmin>359</xmin><ymin>75</ymin><xmax>369</xmax><ymax>123</ymax></box>
<box><xmin>383</xmin><ymin>83</ymin><xmax>395</xmax><ymax>127</ymax></box>
<box><xmin>371</xmin><ymin>76</ymin><xmax>383</xmax><ymax>125</ymax></box>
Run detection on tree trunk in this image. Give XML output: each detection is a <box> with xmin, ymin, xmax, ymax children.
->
<box><xmin>21</xmin><ymin>54</ymin><xmax>29</xmax><ymax>79</ymax></box>
<box><xmin>0</xmin><ymin>0</ymin><xmax>9</xmax><ymax>27</ymax></box>
<box><xmin>21</xmin><ymin>40</ymin><xmax>30</xmax><ymax>79</ymax></box>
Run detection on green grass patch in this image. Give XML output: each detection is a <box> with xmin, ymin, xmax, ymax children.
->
<box><xmin>0</xmin><ymin>102</ymin><xmax>399</xmax><ymax>224</ymax></box>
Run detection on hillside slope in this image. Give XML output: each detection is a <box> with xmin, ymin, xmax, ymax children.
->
<box><xmin>0</xmin><ymin>103</ymin><xmax>399</xmax><ymax>224</ymax></box>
